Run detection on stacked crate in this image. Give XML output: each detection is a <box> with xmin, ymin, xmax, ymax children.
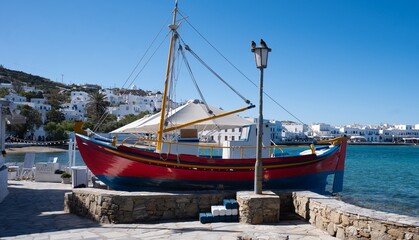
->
<box><xmin>199</xmin><ymin>199</ymin><xmax>239</xmax><ymax>224</ymax></box>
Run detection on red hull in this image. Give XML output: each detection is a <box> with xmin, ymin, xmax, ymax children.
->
<box><xmin>76</xmin><ymin>134</ymin><xmax>347</xmax><ymax>192</ymax></box>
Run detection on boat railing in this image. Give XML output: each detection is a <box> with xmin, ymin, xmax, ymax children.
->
<box><xmin>118</xmin><ymin>136</ymin><xmax>347</xmax><ymax>158</ymax></box>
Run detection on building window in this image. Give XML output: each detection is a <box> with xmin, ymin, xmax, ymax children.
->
<box><xmin>225</xmin><ymin>136</ymin><xmax>228</xmax><ymax>141</ymax></box>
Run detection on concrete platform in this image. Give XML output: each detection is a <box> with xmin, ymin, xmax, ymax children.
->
<box><xmin>0</xmin><ymin>180</ymin><xmax>335</xmax><ymax>239</ymax></box>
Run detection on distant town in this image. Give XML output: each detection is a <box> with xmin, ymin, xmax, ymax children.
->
<box><xmin>2</xmin><ymin>80</ymin><xmax>418</xmax><ymax>145</ymax></box>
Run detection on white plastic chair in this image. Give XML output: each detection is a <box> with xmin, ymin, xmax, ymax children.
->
<box><xmin>48</xmin><ymin>157</ymin><xmax>58</xmax><ymax>163</ymax></box>
<box><xmin>20</xmin><ymin>153</ymin><xmax>36</xmax><ymax>180</ymax></box>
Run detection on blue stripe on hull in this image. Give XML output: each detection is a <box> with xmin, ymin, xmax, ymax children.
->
<box><xmin>96</xmin><ymin>171</ymin><xmax>342</xmax><ymax>194</ymax></box>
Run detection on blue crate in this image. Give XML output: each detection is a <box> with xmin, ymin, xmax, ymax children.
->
<box><xmin>230</xmin><ymin>199</ymin><xmax>239</xmax><ymax>209</ymax></box>
<box><xmin>199</xmin><ymin>212</ymin><xmax>214</xmax><ymax>224</ymax></box>
<box><xmin>223</xmin><ymin>199</ymin><xmax>232</xmax><ymax>209</ymax></box>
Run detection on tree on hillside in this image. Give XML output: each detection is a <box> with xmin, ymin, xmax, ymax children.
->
<box><xmin>86</xmin><ymin>91</ymin><xmax>110</xmax><ymax>121</ymax></box>
<box><xmin>97</xmin><ymin>111</ymin><xmax>152</xmax><ymax>133</ymax></box>
<box><xmin>46</xmin><ymin>109</ymin><xmax>65</xmax><ymax>123</ymax></box>
<box><xmin>117</xmin><ymin>111</ymin><xmax>151</xmax><ymax>126</ymax></box>
<box><xmin>44</xmin><ymin>122</ymin><xmax>68</xmax><ymax>141</ymax></box>
<box><xmin>0</xmin><ymin>88</ymin><xmax>9</xmax><ymax>98</ymax></box>
<box><xmin>6</xmin><ymin>105</ymin><xmax>42</xmax><ymax>139</ymax></box>
<box><xmin>60</xmin><ymin>120</ymin><xmax>76</xmax><ymax>132</ymax></box>
<box><xmin>94</xmin><ymin>114</ymin><xmax>118</xmax><ymax>133</ymax></box>
<box><xmin>46</xmin><ymin>90</ymin><xmax>70</xmax><ymax>110</ymax></box>
<box><xmin>21</xmin><ymin>91</ymin><xmax>43</xmax><ymax>102</ymax></box>
<box><xmin>12</xmin><ymin>82</ymin><xmax>24</xmax><ymax>94</ymax></box>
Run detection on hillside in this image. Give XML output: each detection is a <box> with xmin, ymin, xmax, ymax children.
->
<box><xmin>0</xmin><ymin>66</ymin><xmax>69</xmax><ymax>92</ymax></box>
<box><xmin>0</xmin><ymin>66</ymin><xmax>150</xmax><ymax>97</ymax></box>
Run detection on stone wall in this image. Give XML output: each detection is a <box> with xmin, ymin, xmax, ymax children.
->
<box><xmin>293</xmin><ymin>191</ymin><xmax>419</xmax><ymax>240</ymax></box>
<box><xmin>64</xmin><ymin>188</ymin><xmax>235</xmax><ymax>223</ymax></box>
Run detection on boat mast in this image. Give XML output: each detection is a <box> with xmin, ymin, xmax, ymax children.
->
<box><xmin>156</xmin><ymin>0</ymin><xmax>179</xmax><ymax>152</ymax></box>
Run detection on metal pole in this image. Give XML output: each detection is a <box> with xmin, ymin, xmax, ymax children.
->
<box><xmin>0</xmin><ymin>103</ymin><xmax>5</xmax><ymax>166</ymax></box>
<box><xmin>254</xmin><ymin>68</ymin><xmax>264</xmax><ymax>194</ymax></box>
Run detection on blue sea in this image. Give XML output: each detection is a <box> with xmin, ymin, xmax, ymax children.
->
<box><xmin>342</xmin><ymin>145</ymin><xmax>419</xmax><ymax>218</ymax></box>
<box><xmin>5</xmin><ymin>145</ymin><xmax>419</xmax><ymax>218</ymax></box>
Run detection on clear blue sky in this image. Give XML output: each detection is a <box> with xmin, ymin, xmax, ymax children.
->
<box><xmin>1</xmin><ymin>0</ymin><xmax>418</xmax><ymax>126</ymax></box>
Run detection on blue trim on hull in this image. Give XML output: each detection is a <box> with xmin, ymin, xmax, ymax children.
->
<box><xmin>96</xmin><ymin>171</ymin><xmax>340</xmax><ymax>194</ymax></box>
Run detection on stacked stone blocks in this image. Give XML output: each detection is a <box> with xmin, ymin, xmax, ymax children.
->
<box><xmin>236</xmin><ymin>191</ymin><xmax>280</xmax><ymax>224</ymax></box>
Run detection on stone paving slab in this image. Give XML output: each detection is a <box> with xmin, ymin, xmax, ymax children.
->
<box><xmin>0</xmin><ymin>181</ymin><xmax>335</xmax><ymax>239</ymax></box>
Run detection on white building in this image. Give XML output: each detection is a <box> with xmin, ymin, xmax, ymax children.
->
<box><xmin>394</xmin><ymin>124</ymin><xmax>414</xmax><ymax>130</ymax></box>
<box><xmin>4</xmin><ymin>94</ymin><xmax>26</xmax><ymax>103</ymax></box>
<box><xmin>23</xmin><ymin>86</ymin><xmax>42</xmax><ymax>93</ymax></box>
<box><xmin>361</xmin><ymin>127</ymin><xmax>380</xmax><ymax>142</ymax></box>
<box><xmin>30</xmin><ymin>98</ymin><xmax>51</xmax><ymax>123</ymax></box>
<box><xmin>282</xmin><ymin>121</ymin><xmax>308</xmax><ymax>141</ymax></box>
<box><xmin>204</xmin><ymin>127</ymin><xmax>244</xmax><ymax>143</ymax></box>
<box><xmin>269</xmin><ymin>120</ymin><xmax>283</xmax><ymax>144</ymax></box>
<box><xmin>311</xmin><ymin>123</ymin><xmax>340</xmax><ymax>140</ymax></box>
<box><xmin>107</xmin><ymin>92</ymin><xmax>163</xmax><ymax>120</ymax></box>
<box><xmin>61</xmin><ymin>91</ymin><xmax>89</xmax><ymax>121</ymax></box>
<box><xmin>0</xmin><ymin>83</ymin><xmax>12</xmax><ymax>89</ymax></box>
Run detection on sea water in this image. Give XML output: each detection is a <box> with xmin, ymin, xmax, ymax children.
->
<box><xmin>5</xmin><ymin>150</ymin><xmax>85</xmax><ymax>168</ymax></box>
<box><xmin>4</xmin><ymin>145</ymin><xmax>419</xmax><ymax>218</ymax></box>
<box><xmin>342</xmin><ymin>145</ymin><xmax>419</xmax><ymax>218</ymax></box>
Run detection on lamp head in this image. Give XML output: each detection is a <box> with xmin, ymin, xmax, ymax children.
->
<box><xmin>251</xmin><ymin>39</ymin><xmax>272</xmax><ymax>69</ymax></box>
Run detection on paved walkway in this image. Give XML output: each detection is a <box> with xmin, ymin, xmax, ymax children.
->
<box><xmin>0</xmin><ymin>181</ymin><xmax>335</xmax><ymax>239</ymax></box>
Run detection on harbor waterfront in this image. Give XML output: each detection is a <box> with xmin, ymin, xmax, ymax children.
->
<box><xmin>5</xmin><ymin>144</ymin><xmax>419</xmax><ymax>218</ymax></box>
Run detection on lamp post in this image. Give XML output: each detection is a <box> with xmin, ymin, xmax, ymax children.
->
<box><xmin>251</xmin><ymin>39</ymin><xmax>271</xmax><ymax>194</ymax></box>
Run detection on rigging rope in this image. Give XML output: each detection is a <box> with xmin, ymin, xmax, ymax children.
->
<box><xmin>126</xmin><ymin>31</ymin><xmax>172</xmax><ymax>95</ymax></box>
<box><xmin>178</xmin><ymin>10</ymin><xmax>309</xmax><ymax>128</ymax></box>
<box><xmin>178</xmin><ymin>44</ymin><xmax>213</xmax><ymax>114</ymax></box>
<box><xmin>178</xmin><ymin>36</ymin><xmax>251</xmax><ymax>106</ymax></box>
<box><xmin>93</xmin><ymin>14</ymin><xmax>173</xmax><ymax>132</ymax></box>
<box><xmin>121</xmin><ymin>13</ymin><xmax>172</xmax><ymax>92</ymax></box>
<box><xmin>93</xmin><ymin>30</ymin><xmax>172</xmax><ymax>132</ymax></box>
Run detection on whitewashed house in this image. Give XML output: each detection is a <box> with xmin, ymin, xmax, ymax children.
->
<box><xmin>107</xmin><ymin>92</ymin><xmax>164</xmax><ymax>120</ymax></box>
<box><xmin>269</xmin><ymin>120</ymin><xmax>283</xmax><ymax>144</ymax></box>
<box><xmin>30</xmin><ymin>98</ymin><xmax>51</xmax><ymax>123</ymax></box>
<box><xmin>23</xmin><ymin>86</ymin><xmax>42</xmax><ymax>93</ymax></box>
<box><xmin>61</xmin><ymin>91</ymin><xmax>89</xmax><ymax>121</ymax></box>
<box><xmin>282</xmin><ymin>121</ymin><xmax>308</xmax><ymax>141</ymax></box>
<box><xmin>4</xmin><ymin>94</ymin><xmax>26</xmax><ymax>103</ymax></box>
<box><xmin>311</xmin><ymin>123</ymin><xmax>340</xmax><ymax>139</ymax></box>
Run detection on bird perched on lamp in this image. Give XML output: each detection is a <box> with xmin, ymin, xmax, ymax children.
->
<box><xmin>260</xmin><ymin>39</ymin><xmax>267</xmax><ymax>48</ymax></box>
<box><xmin>251</xmin><ymin>41</ymin><xmax>256</xmax><ymax>49</ymax></box>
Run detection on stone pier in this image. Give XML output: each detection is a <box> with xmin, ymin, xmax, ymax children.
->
<box><xmin>64</xmin><ymin>188</ymin><xmax>419</xmax><ymax>239</ymax></box>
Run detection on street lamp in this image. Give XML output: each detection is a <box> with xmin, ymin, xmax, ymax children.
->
<box><xmin>251</xmin><ymin>39</ymin><xmax>271</xmax><ymax>194</ymax></box>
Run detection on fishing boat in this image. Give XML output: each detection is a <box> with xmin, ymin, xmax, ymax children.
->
<box><xmin>75</xmin><ymin>2</ymin><xmax>348</xmax><ymax>193</ymax></box>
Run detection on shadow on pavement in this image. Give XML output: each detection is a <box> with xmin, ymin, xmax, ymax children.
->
<box><xmin>0</xmin><ymin>186</ymin><xmax>100</xmax><ymax>237</ymax></box>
